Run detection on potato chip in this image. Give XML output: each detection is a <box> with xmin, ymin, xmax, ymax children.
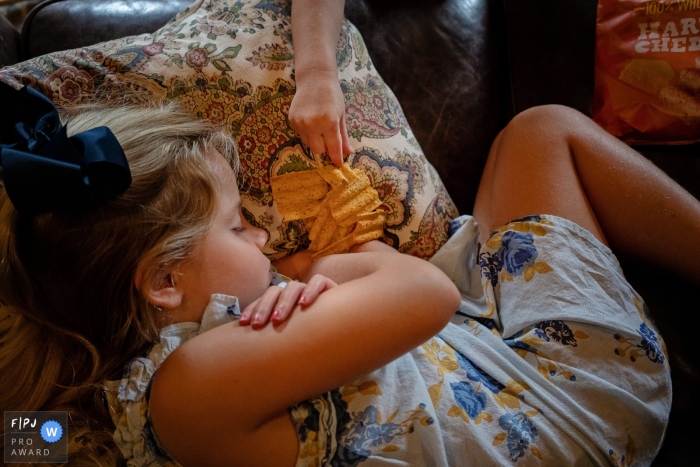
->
<box><xmin>272</xmin><ymin>163</ymin><xmax>388</xmax><ymax>260</ymax></box>
<box><xmin>303</xmin><ymin>217</ymin><xmax>315</xmax><ymax>231</ymax></box>
<box><xmin>352</xmin><ymin>229</ymin><xmax>385</xmax><ymax>244</ymax></box>
<box><xmin>307</xmin><ymin>200</ymin><xmax>333</xmax><ymax>248</ymax></box>
<box><xmin>354</xmin><ymin>211</ymin><xmax>386</xmax><ymax>232</ymax></box>
<box><xmin>317</xmin><ymin>164</ymin><xmax>349</xmax><ymax>188</ymax></box>
<box><xmin>270</xmin><ymin>170</ymin><xmax>328</xmax><ymax>220</ymax></box>
<box><xmin>307</xmin><ymin>201</ymin><xmax>353</xmax><ymax>252</ymax></box>
<box><xmin>352</xmin><ymin>211</ymin><xmax>386</xmax><ymax>244</ymax></box>
<box><xmin>311</xmin><ymin>233</ymin><xmax>356</xmax><ymax>260</ymax></box>
<box><xmin>619</xmin><ymin>59</ymin><xmax>674</xmax><ymax>96</ymax></box>
<box><xmin>328</xmin><ymin>172</ymin><xmax>382</xmax><ymax>226</ymax></box>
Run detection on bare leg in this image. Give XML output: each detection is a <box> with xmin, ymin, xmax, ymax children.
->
<box><xmin>473</xmin><ymin>105</ymin><xmax>700</xmax><ymax>286</ymax></box>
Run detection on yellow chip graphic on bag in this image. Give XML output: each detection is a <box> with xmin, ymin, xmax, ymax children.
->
<box><xmin>659</xmin><ymin>84</ymin><xmax>700</xmax><ymax>126</ymax></box>
<box><xmin>619</xmin><ymin>59</ymin><xmax>675</xmax><ymax>96</ymax></box>
<box><xmin>680</xmin><ymin>68</ymin><xmax>700</xmax><ymax>94</ymax></box>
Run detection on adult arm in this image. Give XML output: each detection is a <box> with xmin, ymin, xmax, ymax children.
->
<box><xmin>288</xmin><ymin>0</ymin><xmax>352</xmax><ymax>166</ymax></box>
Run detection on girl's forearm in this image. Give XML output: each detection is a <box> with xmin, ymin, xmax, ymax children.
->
<box><xmin>291</xmin><ymin>0</ymin><xmax>345</xmax><ymax>83</ymax></box>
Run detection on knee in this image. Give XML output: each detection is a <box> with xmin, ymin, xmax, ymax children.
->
<box><xmin>505</xmin><ymin>104</ymin><xmax>586</xmax><ymax>138</ymax></box>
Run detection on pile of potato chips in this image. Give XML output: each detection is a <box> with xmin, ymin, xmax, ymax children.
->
<box><xmin>270</xmin><ymin>163</ymin><xmax>387</xmax><ymax>260</ymax></box>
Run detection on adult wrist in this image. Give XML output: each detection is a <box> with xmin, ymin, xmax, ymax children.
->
<box><xmin>294</xmin><ymin>68</ymin><xmax>339</xmax><ymax>87</ymax></box>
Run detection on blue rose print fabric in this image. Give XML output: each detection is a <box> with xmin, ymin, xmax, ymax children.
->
<box><xmin>290</xmin><ymin>215</ymin><xmax>671</xmax><ymax>467</ymax></box>
<box><xmin>104</xmin><ymin>218</ymin><xmax>670</xmax><ymax>467</ymax></box>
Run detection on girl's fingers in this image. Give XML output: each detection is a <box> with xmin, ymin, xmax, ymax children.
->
<box><xmin>270</xmin><ymin>281</ymin><xmax>306</xmax><ymax>324</ymax></box>
<box><xmin>240</xmin><ymin>275</ymin><xmax>337</xmax><ymax>328</ymax></box>
<box><xmin>241</xmin><ymin>285</ymin><xmax>283</xmax><ymax>328</ymax></box>
<box><xmin>239</xmin><ymin>297</ymin><xmax>263</xmax><ymax>325</ymax></box>
<box><xmin>298</xmin><ymin>275</ymin><xmax>338</xmax><ymax>306</ymax></box>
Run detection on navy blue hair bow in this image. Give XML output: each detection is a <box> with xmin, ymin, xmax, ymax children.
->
<box><xmin>0</xmin><ymin>82</ymin><xmax>131</xmax><ymax>215</ymax></box>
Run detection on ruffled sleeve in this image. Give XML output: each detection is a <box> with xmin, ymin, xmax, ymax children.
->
<box><xmin>104</xmin><ymin>357</ymin><xmax>174</xmax><ymax>467</ymax></box>
<box><xmin>102</xmin><ymin>292</ymin><xmax>275</xmax><ymax>466</ymax></box>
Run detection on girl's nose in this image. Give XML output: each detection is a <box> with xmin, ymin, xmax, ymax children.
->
<box><xmin>252</xmin><ymin>225</ymin><xmax>268</xmax><ymax>250</ymax></box>
<box><xmin>241</xmin><ymin>216</ymin><xmax>269</xmax><ymax>249</ymax></box>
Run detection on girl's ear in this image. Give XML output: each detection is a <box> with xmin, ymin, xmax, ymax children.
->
<box><xmin>135</xmin><ymin>264</ymin><xmax>183</xmax><ymax>310</ymax></box>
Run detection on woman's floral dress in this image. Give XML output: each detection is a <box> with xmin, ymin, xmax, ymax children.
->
<box><xmin>105</xmin><ymin>216</ymin><xmax>671</xmax><ymax>466</ymax></box>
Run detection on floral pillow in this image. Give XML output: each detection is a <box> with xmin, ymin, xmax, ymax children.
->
<box><xmin>0</xmin><ymin>0</ymin><xmax>459</xmax><ymax>260</ymax></box>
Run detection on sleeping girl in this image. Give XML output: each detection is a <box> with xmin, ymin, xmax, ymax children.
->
<box><xmin>1</xmin><ymin>80</ymin><xmax>697</xmax><ymax>465</ymax></box>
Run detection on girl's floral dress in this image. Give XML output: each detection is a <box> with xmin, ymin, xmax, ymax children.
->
<box><xmin>105</xmin><ymin>216</ymin><xmax>671</xmax><ymax>467</ymax></box>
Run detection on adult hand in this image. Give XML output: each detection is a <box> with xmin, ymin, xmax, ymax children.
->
<box><xmin>289</xmin><ymin>70</ymin><xmax>353</xmax><ymax>167</ymax></box>
<box><xmin>238</xmin><ymin>274</ymin><xmax>338</xmax><ymax>328</ymax></box>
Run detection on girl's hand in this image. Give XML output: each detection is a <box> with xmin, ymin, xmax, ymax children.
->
<box><xmin>238</xmin><ymin>274</ymin><xmax>338</xmax><ymax>328</ymax></box>
<box><xmin>289</xmin><ymin>71</ymin><xmax>353</xmax><ymax>167</ymax></box>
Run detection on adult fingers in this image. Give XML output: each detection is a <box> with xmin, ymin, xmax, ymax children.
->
<box><xmin>295</xmin><ymin>129</ymin><xmax>309</xmax><ymax>149</ymax></box>
<box><xmin>288</xmin><ymin>112</ymin><xmax>308</xmax><ymax>147</ymax></box>
<box><xmin>340</xmin><ymin>114</ymin><xmax>353</xmax><ymax>155</ymax></box>
<box><xmin>325</xmin><ymin>125</ymin><xmax>344</xmax><ymax>167</ymax></box>
<box><xmin>307</xmin><ymin>133</ymin><xmax>327</xmax><ymax>157</ymax></box>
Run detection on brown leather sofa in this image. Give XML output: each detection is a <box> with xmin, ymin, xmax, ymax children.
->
<box><xmin>1</xmin><ymin>1</ymin><xmax>698</xmax><ymax>465</ymax></box>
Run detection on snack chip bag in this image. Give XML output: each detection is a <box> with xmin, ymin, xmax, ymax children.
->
<box><xmin>595</xmin><ymin>0</ymin><xmax>700</xmax><ymax>143</ymax></box>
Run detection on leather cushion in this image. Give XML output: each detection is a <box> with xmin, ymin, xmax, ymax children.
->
<box><xmin>345</xmin><ymin>0</ymin><xmax>506</xmax><ymax>215</ymax></box>
<box><xmin>21</xmin><ymin>0</ymin><xmax>193</xmax><ymax>60</ymax></box>
<box><xmin>0</xmin><ymin>14</ymin><xmax>20</xmax><ymax>68</ymax></box>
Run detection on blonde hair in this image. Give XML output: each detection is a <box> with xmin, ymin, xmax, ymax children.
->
<box><xmin>0</xmin><ymin>100</ymin><xmax>238</xmax><ymax>466</ymax></box>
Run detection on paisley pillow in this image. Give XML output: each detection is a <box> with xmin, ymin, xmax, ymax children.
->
<box><xmin>0</xmin><ymin>0</ymin><xmax>459</xmax><ymax>260</ymax></box>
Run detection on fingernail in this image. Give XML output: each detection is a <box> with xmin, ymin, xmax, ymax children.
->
<box><xmin>271</xmin><ymin>309</ymin><xmax>281</xmax><ymax>321</ymax></box>
<box><xmin>240</xmin><ymin>313</ymin><xmax>249</xmax><ymax>321</ymax></box>
<box><xmin>253</xmin><ymin>314</ymin><xmax>262</xmax><ymax>324</ymax></box>
<box><xmin>298</xmin><ymin>295</ymin><xmax>307</xmax><ymax>304</ymax></box>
